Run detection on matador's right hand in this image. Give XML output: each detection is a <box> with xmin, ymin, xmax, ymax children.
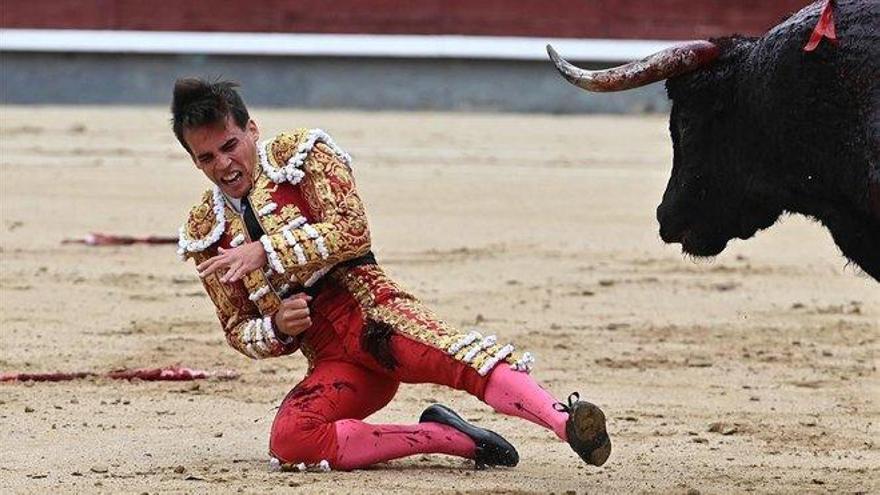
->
<box><xmin>273</xmin><ymin>293</ymin><xmax>313</xmax><ymax>337</ymax></box>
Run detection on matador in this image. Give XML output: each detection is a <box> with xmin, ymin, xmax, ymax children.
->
<box><xmin>173</xmin><ymin>78</ymin><xmax>611</xmax><ymax>471</ymax></box>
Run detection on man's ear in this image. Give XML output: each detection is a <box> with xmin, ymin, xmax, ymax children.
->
<box><xmin>247</xmin><ymin>119</ymin><xmax>260</xmax><ymax>142</ymax></box>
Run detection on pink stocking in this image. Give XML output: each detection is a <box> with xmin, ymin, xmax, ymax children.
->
<box><xmin>482</xmin><ymin>365</ymin><xmax>569</xmax><ymax>441</ymax></box>
<box><xmin>333</xmin><ymin>419</ymin><xmax>476</xmax><ymax>470</ymax></box>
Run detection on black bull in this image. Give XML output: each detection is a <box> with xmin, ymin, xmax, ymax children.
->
<box><xmin>549</xmin><ymin>0</ymin><xmax>879</xmax><ymax>281</ymax></box>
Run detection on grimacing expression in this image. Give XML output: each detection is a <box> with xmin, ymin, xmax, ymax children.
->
<box><xmin>184</xmin><ymin>116</ymin><xmax>260</xmax><ymax>199</ymax></box>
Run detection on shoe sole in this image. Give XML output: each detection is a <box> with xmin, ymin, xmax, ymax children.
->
<box><xmin>570</xmin><ymin>401</ymin><xmax>612</xmax><ymax>466</ymax></box>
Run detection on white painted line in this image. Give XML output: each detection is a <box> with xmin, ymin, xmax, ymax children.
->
<box><xmin>0</xmin><ymin>29</ymin><xmax>683</xmax><ymax>62</ymax></box>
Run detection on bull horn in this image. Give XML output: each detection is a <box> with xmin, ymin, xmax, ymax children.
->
<box><xmin>546</xmin><ymin>41</ymin><xmax>720</xmax><ymax>92</ymax></box>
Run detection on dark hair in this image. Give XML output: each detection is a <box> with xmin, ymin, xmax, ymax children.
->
<box><xmin>171</xmin><ymin>78</ymin><xmax>250</xmax><ymax>154</ymax></box>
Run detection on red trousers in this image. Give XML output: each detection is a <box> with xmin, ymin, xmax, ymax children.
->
<box><xmin>269</xmin><ymin>283</ymin><xmax>494</xmax><ymax>465</ymax></box>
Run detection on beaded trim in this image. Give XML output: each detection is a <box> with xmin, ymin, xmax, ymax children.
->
<box><xmin>240</xmin><ymin>316</ymin><xmax>278</xmax><ymax>358</ymax></box>
<box><xmin>301</xmin><ymin>224</ymin><xmax>329</xmax><ymax>259</ymax></box>
<box><xmin>287</xmin><ymin>217</ymin><xmax>308</xmax><ymax>230</ymax></box>
<box><xmin>258</xmin><ymin>202</ymin><xmax>278</xmax><ymax>216</ymax></box>
<box><xmin>248</xmin><ymin>285</ymin><xmax>270</xmax><ymax>302</ymax></box>
<box><xmin>510</xmin><ymin>351</ymin><xmax>535</xmax><ymax>372</ymax></box>
<box><xmin>281</xmin><ymin>228</ymin><xmax>308</xmax><ymax>265</ymax></box>
<box><xmin>445</xmin><ymin>330</ymin><xmax>529</xmax><ymax>375</ymax></box>
<box><xmin>463</xmin><ymin>335</ymin><xmax>498</xmax><ymax>363</ymax></box>
<box><xmin>447</xmin><ymin>331</ymin><xmax>482</xmax><ymax>355</ymax></box>
<box><xmin>260</xmin><ymin>235</ymin><xmax>286</xmax><ymax>274</ymax></box>
<box><xmin>258</xmin><ymin>128</ymin><xmax>353</xmax><ymax>185</ymax></box>
<box><xmin>478</xmin><ymin>344</ymin><xmax>516</xmax><ymax>376</ymax></box>
<box><xmin>177</xmin><ymin>186</ymin><xmax>226</xmax><ymax>259</ymax></box>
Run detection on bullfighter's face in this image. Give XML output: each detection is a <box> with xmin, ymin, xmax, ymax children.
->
<box><xmin>185</xmin><ymin>115</ymin><xmax>260</xmax><ymax>199</ymax></box>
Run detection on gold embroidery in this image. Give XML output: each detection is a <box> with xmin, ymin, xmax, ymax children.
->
<box><xmin>226</xmin><ymin>212</ymin><xmax>246</xmax><ymax>243</ymax></box>
<box><xmin>179</xmin><ymin>189</ymin><xmax>220</xmax><ymax>261</ymax></box>
<box><xmin>335</xmin><ymin>265</ymin><xmax>523</xmax><ymax>374</ymax></box>
<box><xmin>183</xmin><ymin>183</ymin><xmax>301</xmax><ymax>363</ymax></box>
<box><xmin>253</xmin><ymin>131</ymin><xmax>371</xmax><ymax>286</ymax></box>
<box><xmin>184</xmin><ymin>128</ymin><xmax>527</xmax><ymax>373</ymax></box>
<box><xmin>270</xmin><ymin>129</ymin><xmax>309</xmax><ymax>169</ymax></box>
<box><xmin>249</xmin><ymin>173</ymin><xmax>281</xmax><ymax>233</ymax></box>
<box><xmin>280</xmin><ymin>204</ymin><xmax>304</xmax><ymax>224</ymax></box>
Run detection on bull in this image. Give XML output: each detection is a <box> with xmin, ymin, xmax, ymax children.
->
<box><xmin>548</xmin><ymin>0</ymin><xmax>879</xmax><ymax>281</ymax></box>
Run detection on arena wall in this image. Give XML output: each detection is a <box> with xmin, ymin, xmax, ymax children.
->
<box><xmin>1</xmin><ymin>0</ymin><xmax>807</xmax><ymax>39</ymax></box>
<box><xmin>1</xmin><ymin>0</ymin><xmax>812</xmax><ymax>112</ymax></box>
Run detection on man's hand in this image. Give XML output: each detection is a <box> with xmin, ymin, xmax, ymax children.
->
<box><xmin>273</xmin><ymin>293</ymin><xmax>313</xmax><ymax>337</ymax></box>
<box><xmin>197</xmin><ymin>241</ymin><xmax>267</xmax><ymax>283</ymax></box>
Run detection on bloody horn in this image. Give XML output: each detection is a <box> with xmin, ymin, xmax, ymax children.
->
<box><xmin>547</xmin><ymin>41</ymin><xmax>720</xmax><ymax>92</ymax></box>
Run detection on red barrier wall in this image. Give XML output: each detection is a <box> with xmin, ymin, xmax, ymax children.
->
<box><xmin>2</xmin><ymin>0</ymin><xmax>810</xmax><ymax>39</ymax></box>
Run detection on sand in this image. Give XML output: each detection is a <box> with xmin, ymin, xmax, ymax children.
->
<box><xmin>0</xmin><ymin>106</ymin><xmax>877</xmax><ymax>494</ymax></box>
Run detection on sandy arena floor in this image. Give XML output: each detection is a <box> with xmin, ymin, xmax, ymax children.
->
<box><xmin>0</xmin><ymin>106</ymin><xmax>877</xmax><ymax>494</ymax></box>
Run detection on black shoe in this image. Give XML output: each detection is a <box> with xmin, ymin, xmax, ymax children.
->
<box><xmin>419</xmin><ymin>404</ymin><xmax>519</xmax><ymax>470</ymax></box>
<box><xmin>555</xmin><ymin>392</ymin><xmax>612</xmax><ymax>466</ymax></box>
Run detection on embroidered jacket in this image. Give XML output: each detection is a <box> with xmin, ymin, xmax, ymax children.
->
<box><xmin>179</xmin><ymin>129</ymin><xmax>534</xmax><ymax>374</ymax></box>
<box><xmin>178</xmin><ymin>129</ymin><xmax>368</xmax><ymax>359</ymax></box>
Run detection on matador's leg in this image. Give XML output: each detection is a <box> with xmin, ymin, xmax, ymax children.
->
<box><xmin>268</xmin><ymin>359</ymin><xmax>514</xmax><ymax>470</ymax></box>
<box><xmin>346</xmin><ymin>273</ymin><xmax>611</xmax><ymax>466</ymax></box>
<box><xmin>370</xmin><ymin>299</ymin><xmax>571</xmax><ymax>440</ymax></box>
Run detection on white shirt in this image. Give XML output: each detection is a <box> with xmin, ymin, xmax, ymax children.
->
<box><xmin>224</xmin><ymin>194</ymin><xmax>243</xmax><ymax>214</ymax></box>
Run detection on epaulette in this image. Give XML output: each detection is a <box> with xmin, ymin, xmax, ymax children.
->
<box><xmin>258</xmin><ymin>128</ymin><xmax>353</xmax><ymax>185</ymax></box>
<box><xmin>177</xmin><ymin>186</ymin><xmax>226</xmax><ymax>260</ymax></box>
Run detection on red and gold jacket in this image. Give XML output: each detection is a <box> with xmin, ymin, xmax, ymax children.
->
<box><xmin>179</xmin><ymin>129</ymin><xmax>533</xmax><ymax>375</ymax></box>
<box><xmin>178</xmin><ymin>128</ymin><xmax>369</xmax><ymax>359</ymax></box>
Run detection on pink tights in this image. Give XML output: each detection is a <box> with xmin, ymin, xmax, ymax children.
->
<box><xmin>270</xmin><ymin>328</ymin><xmax>569</xmax><ymax>470</ymax></box>
<box><xmin>334</xmin><ymin>420</ymin><xmax>475</xmax><ymax>470</ymax></box>
<box><xmin>315</xmin><ymin>366</ymin><xmax>569</xmax><ymax>470</ymax></box>
<box><xmin>482</xmin><ymin>365</ymin><xmax>569</xmax><ymax>442</ymax></box>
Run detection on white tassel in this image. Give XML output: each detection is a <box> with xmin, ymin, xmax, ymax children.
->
<box><xmin>314</xmin><ymin>236</ymin><xmax>329</xmax><ymax>259</ymax></box>
<box><xmin>287</xmin><ymin>217</ymin><xmax>308</xmax><ymax>230</ymax></box>
<box><xmin>240</xmin><ymin>319</ymin><xmax>255</xmax><ymax>344</ymax></box>
<box><xmin>478</xmin><ymin>344</ymin><xmax>516</xmax><ymax>376</ymax></box>
<box><xmin>260</xmin><ymin>236</ymin><xmax>286</xmax><ymax>274</ymax></box>
<box><xmin>511</xmin><ymin>351</ymin><xmax>535</xmax><ymax>372</ymax></box>
<box><xmin>244</xmin><ymin>343</ymin><xmax>259</xmax><ymax>359</ymax></box>
<box><xmin>447</xmin><ymin>331</ymin><xmax>482</xmax><ymax>355</ymax></box>
<box><xmin>257</xmin><ymin>202</ymin><xmax>277</xmax><ymax>216</ymax></box>
<box><xmin>248</xmin><ymin>285</ymin><xmax>270</xmax><ymax>302</ymax></box>
<box><xmin>301</xmin><ymin>224</ymin><xmax>320</xmax><ymax>239</ymax></box>
<box><xmin>293</xmin><ymin>243</ymin><xmax>307</xmax><ymax>265</ymax></box>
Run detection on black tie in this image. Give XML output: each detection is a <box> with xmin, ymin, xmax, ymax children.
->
<box><xmin>240</xmin><ymin>196</ymin><xmax>266</xmax><ymax>240</ymax></box>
